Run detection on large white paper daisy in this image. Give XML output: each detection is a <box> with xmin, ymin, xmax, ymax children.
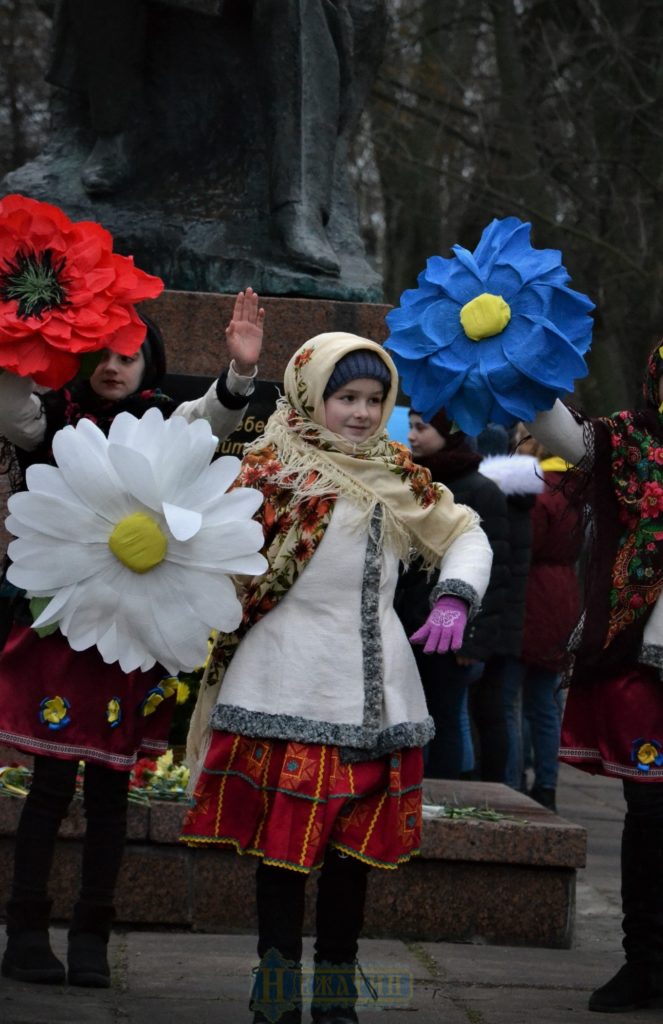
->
<box><xmin>6</xmin><ymin>407</ymin><xmax>267</xmax><ymax>674</ymax></box>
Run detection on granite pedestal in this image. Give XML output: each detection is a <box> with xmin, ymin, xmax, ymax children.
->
<box><xmin>0</xmin><ymin>776</ymin><xmax>586</xmax><ymax>949</ymax></box>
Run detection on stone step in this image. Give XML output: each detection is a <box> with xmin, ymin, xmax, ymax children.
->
<box><xmin>0</xmin><ymin>776</ymin><xmax>586</xmax><ymax>949</ymax></box>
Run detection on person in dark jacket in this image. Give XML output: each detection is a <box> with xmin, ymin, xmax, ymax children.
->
<box><xmin>473</xmin><ymin>433</ymin><xmax>544</xmax><ymax>782</ymax></box>
<box><xmin>395</xmin><ymin>408</ymin><xmax>510</xmax><ymax>779</ymax></box>
<box><xmin>501</xmin><ymin>428</ymin><xmax>583</xmax><ymax>810</ymax></box>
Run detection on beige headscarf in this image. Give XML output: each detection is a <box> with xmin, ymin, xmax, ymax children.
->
<box><xmin>244</xmin><ymin>331</ymin><xmax>476</xmax><ymax>567</ymax></box>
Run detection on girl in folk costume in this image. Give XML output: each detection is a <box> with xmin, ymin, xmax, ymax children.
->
<box><xmin>182</xmin><ymin>333</ymin><xmax>493</xmax><ymax>1024</ymax></box>
<box><xmin>527</xmin><ymin>342</ymin><xmax>663</xmax><ymax>1013</ymax></box>
<box><xmin>0</xmin><ymin>289</ymin><xmax>265</xmax><ymax>988</ymax></box>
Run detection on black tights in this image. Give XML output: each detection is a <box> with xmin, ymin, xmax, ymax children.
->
<box><xmin>12</xmin><ymin>755</ymin><xmax>130</xmax><ymax>906</ymax></box>
<box><xmin>256</xmin><ymin>847</ymin><xmax>370</xmax><ymax>965</ymax></box>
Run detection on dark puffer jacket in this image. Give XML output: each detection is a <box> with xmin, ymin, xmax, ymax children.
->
<box><xmin>477</xmin><ymin>453</ymin><xmax>545</xmax><ymax>658</ymax></box>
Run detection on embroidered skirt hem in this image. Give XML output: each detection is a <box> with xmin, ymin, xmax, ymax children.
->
<box><xmin>0</xmin><ymin>624</ymin><xmax>175</xmax><ymax>771</ymax></box>
<box><xmin>180</xmin><ymin>730</ymin><xmax>424</xmax><ymax>871</ymax></box>
<box><xmin>560</xmin><ymin>662</ymin><xmax>663</xmax><ymax>782</ymax></box>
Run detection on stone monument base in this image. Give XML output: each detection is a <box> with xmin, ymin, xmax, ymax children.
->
<box><xmin>0</xmin><ymin>776</ymin><xmax>586</xmax><ymax>948</ymax></box>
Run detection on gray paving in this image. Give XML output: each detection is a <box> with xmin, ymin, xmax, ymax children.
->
<box><xmin>0</xmin><ymin>764</ymin><xmax>643</xmax><ymax>1023</ymax></box>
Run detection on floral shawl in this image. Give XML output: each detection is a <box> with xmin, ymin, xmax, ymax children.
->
<box><xmin>208</xmin><ymin>332</ymin><xmax>477</xmax><ymax>677</ymax></box>
<box><xmin>575</xmin><ymin>342</ymin><xmax>663</xmax><ymax>668</ymax></box>
<box><xmin>602</xmin><ymin>343</ymin><xmax>663</xmax><ymax>646</ymax></box>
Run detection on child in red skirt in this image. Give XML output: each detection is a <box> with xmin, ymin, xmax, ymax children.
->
<box><xmin>0</xmin><ymin>289</ymin><xmax>264</xmax><ymax>988</ymax></box>
<box><xmin>182</xmin><ymin>332</ymin><xmax>493</xmax><ymax>1024</ymax></box>
<box><xmin>527</xmin><ymin>342</ymin><xmax>663</xmax><ymax>1012</ymax></box>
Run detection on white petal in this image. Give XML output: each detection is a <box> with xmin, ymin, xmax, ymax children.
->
<box><xmin>167</xmin><ymin>520</ymin><xmax>267</xmax><ymax>571</ymax></box>
<box><xmin>158</xmin><ymin>563</ymin><xmax>243</xmax><ymax>633</ymax></box>
<box><xmin>6</xmin><ymin>492</ymin><xmax>110</xmax><ymax>541</ymax></box>
<box><xmin>7</xmin><ymin>539</ymin><xmax>112</xmax><ymax>591</ymax></box>
<box><xmin>30</xmin><ymin>586</ymin><xmax>78</xmax><ymax>628</ymax></box>
<box><xmin>162</xmin><ymin>503</ymin><xmax>202</xmax><ymax>542</ymax></box>
<box><xmin>152</xmin><ymin>419</ymin><xmax>217</xmax><ymax>500</ymax></box>
<box><xmin>24</xmin><ymin>463</ymin><xmax>79</xmax><ymax>503</ymax></box>
<box><xmin>51</xmin><ymin>423</ymin><xmax>129</xmax><ymax>521</ymax></box>
<box><xmin>174</xmin><ymin>455</ymin><xmax>242</xmax><ymax>511</ymax></box>
<box><xmin>106</xmin><ymin>410</ymin><xmax>142</xmax><ymax>447</ymax></box>
<box><xmin>107</xmin><ymin>444</ymin><xmax>161</xmax><ymax>511</ymax></box>
<box><xmin>195</xmin><ymin>486</ymin><xmax>264</xmax><ymax>527</ymax></box>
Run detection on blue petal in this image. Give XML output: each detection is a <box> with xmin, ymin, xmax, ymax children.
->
<box><xmin>445</xmin><ymin>369</ymin><xmax>498</xmax><ymax>436</ymax></box>
<box><xmin>450</xmin><ymin>244</ymin><xmax>486</xmax><ymax>286</ymax></box>
<box><xmin>474</xmin><ymin>219</ymin><xmax>533</xmax><ymax>277</ymax></box>
<box><xmin>479</xmin><ymin>347</ymin><xmax>556</xmax><ymax>421</ymax></box>
<box><xmin>397</xmin><ymin>276</ymin><xmax>440</xmax><ymax>309</ymax></box>
<box><xmin>385</xmin><ymin>324</ymin><xmax>439</xmax><ymax>359</ymax></box>
<box><xmin>506</xmin><ymin>317</ymin><xmax>589</xmax><ymax>386</ymax></box>
<box><xmin>424</xmin><ymin>257</ymin><xmax>479</xmax><ymax>304</ymax></box>
<box><xmin>420</xmin><ymin>299</ymin><xmax>465</xmax><ymax>348</ymax></box>
<box><xmin>482</xmin><ymin>264</ymin><xmax>526</xmax><ymax>302</ymax></box>
<box><xmin>393</xmin><ymin>354</ymin><xmax>468</xmax><ymax>420</ymax></box>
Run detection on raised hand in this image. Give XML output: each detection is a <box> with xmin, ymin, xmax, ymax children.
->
<box><xmin>225</xmin><ymin>287</ymin><xmax>265</xmax><ymax>376</ymax></box>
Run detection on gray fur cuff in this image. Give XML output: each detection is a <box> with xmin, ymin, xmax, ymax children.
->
<box><xmin>430</xmin><ymin>578</ymin><xmax>481</xmax><ymax>620</ymax></box>
<box><xmin>640</xmin><ymin>643</ymin><xmax>663</xmax><ymax>671</ymax></box>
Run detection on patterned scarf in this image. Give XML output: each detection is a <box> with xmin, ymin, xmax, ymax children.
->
<box><xmin>600</xmin><ymin>342</ymin><xmax>663</xmax><ymax>648</ymax></box>
<box><xmin>209</xmin><ymin>332</ymin><xmax>476</xmax><ymax>675</ymax></box>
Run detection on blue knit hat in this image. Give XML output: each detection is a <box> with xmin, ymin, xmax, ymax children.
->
<box><xmin>323</xmin><ymin>349</ymin><xmax>392</xmax><ymax>399</ymax></box>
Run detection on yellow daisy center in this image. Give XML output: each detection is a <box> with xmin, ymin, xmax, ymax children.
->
<box><xmin>460</xmin><ymin>292</ymin><xmax>511</xmax><ymax>341</ymax></box>
<box><xmin>108</xmin><ymin>512</ymin><xmax>167</xmax><ymax>574</ymax></box>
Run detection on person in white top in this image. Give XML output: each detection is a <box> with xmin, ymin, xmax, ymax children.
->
<box><xmin>182</xmin><ymin>331</ymin><xmax>492</xmax><ymax>1024</ymax></box>
<box><xmin>524</xmin><ymin>342</ymin><xmax>663</xmax><ymax>1013</ymax></box>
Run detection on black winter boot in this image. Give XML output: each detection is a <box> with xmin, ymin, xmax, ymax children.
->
<box><xmin>589</xmin><ymin>783</ymin><xmax>663</xmax><ymax>1012</ymax></box>
<box><xmin>529</xmin><ymin>785</ymin><xmax>557</xmax><ymax>812</ymax></box>
<box><xmin>250</xmin><ymin>948</ymin><xmax>302</xmax><ymax>1023</ymax></box>
<box><xmin>252</xmin><ymin>862</ymin><xmax>306</xmax><ymax>1023</ymax></box>
<box><xmin>1</xmin><ymin>898</ymin><xmax>65</xmax><ymax>984</ymax></box>
<box><xmin>311</xmin><ymin>849</ymin><xmax>371</xmax><ymax>1023</ymax></box>
<box><xmin>589</xmin><ymin>962</ymin><xmax>663</xmax><ymax>1012</ymax></box>
<box><xmin>310</xmin><ymin>961</ymin><xmax>359</xmax><ymax>1023</ymax></box>
<box><xmin>67</xmin><ymin>902</ymin><xmax>115</xmax><ymax>987</ymax></box>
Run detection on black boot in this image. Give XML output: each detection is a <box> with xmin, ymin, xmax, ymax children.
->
<box><xmin>250</xmin><ymin>949</ymin><xmax>302</xmax><ymax>1023</ymax></box>
<box><xmin>311</xmin><ymin>849</ymin><xmax>371</xmax><ymax>1023</ymax></box>
<box><xmin>252</xmin><ymin>863</ymin><xmax>306</xmax><ymax>1023</ymax></box>
<box><xmin>310</xmin><ymin>961</ymin><xmax>359</xmax><ymax>1023</ymax></box>
<box><xmin>67</xmin><ymin>902</ymin><xmax>114</xmax><ymax>988</ymax></box>
<box><xmin>1</xmin><ymin>898</ymin><xmax>65</xmax><ymax>984</ymax></box>
<box><xmin>529</xmin><ymin>785</ymin><xmax>557</xmax><ymax>812</ymax></box>
<box><xmin>589</xmin><ymin>783</ymin><xmax>663</xmax><ymax>1012</ymax></box>
<box><xmin>589</xmin><ymin>962</ymin><xmax>663</xmax><ymax>1012</ymax></box>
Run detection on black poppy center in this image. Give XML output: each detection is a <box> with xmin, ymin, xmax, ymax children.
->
<box><xmin>1</xmin><ymin>249</ymin><xmax>68</xmax><ymax>319</ymax></box>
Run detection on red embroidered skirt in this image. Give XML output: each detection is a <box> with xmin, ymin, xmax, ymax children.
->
<box><xmin>560</xmin><ymin>663</ymin><xmax>663</xmax><ymax>781</ymax></box>
<box><xmin>0</xmin><ymin>623</ymin><xmax>176</xmax><ymax>770</ymax></box>
<box><xmin>181</xmin><ymin>731</ymin><xmax>424</xmax><ymax>871</ymax></box>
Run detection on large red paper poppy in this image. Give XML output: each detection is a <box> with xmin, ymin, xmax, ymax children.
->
<box><xmin>0</xmin><ymin>194</ymin><xmax>164</xmax><ymax>388</ymax></box>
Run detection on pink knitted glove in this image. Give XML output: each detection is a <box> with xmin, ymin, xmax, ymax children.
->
<box><xmin>409</xmin><ymin>596</ymin><xmax>469</xmax><ymax>654</ymax></box>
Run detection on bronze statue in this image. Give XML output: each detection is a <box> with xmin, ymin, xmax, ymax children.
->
<box><xmin>46</xmin><ymin>0</ymin><xmax>384</xmax><ymax>277</ymax></box>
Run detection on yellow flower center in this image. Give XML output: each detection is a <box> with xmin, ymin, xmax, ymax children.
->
<box><xmin>638</xmin><ymin>743</ymin><xmax>658</xmax><ymax>765</ymax></box>
<box><xmin>108</xmin><ymin>512</ymin><xmax>167</xmax><ymax>574</ymax></box>
<box><xmin>460</xmin><ymin>292</ymin><xmax>511</xmax><ymax>341</ymax></box>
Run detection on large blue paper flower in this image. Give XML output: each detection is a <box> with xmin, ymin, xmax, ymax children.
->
<box><xmin>384</xmin><ymin>217</ymin><xmax>594</xmax><ymax>435</ymax></box>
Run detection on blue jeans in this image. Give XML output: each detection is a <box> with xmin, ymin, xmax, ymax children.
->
<box><xmin>416</xmin><ymin>650</ymin><xmax>484</xmax><ymax>779</ymax></box>
<box><xmin>502</xmin><ymin>657</ymin><xmax>562</xmax><ymax>791</ymax></box>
